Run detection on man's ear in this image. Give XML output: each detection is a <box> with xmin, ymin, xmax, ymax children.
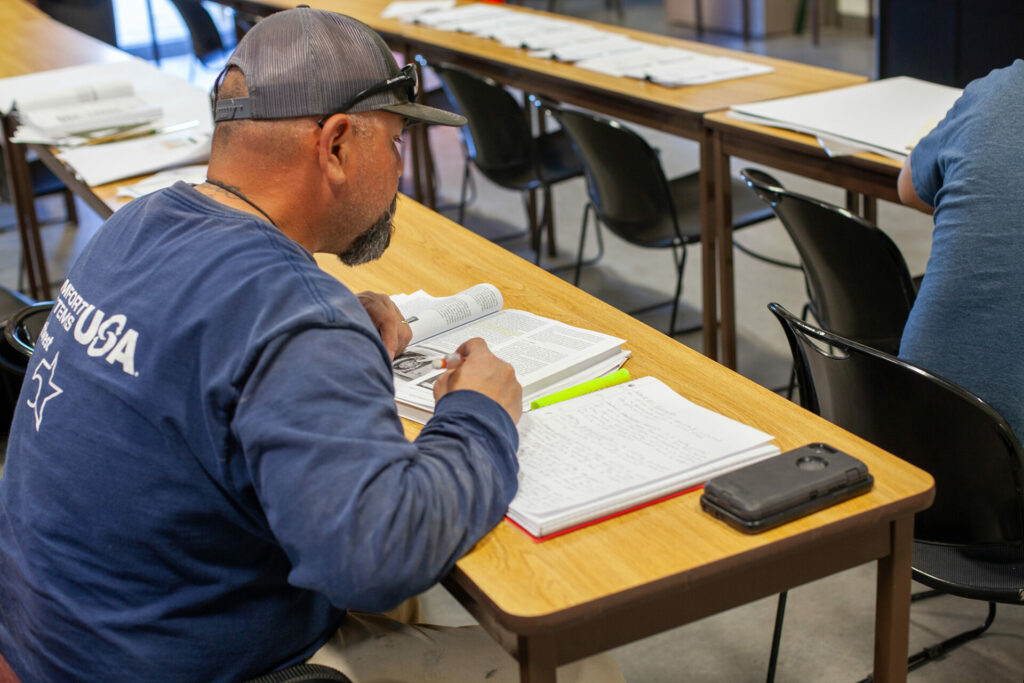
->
<box><xmin>318</xmin><ymin>113</ymin><xmax>356</xmax><ymax>183</ymax></box>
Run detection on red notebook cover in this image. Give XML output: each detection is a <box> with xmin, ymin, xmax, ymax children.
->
<box><xmin>505</xmin><ymin>483</ymin><xmax>704</xmax><ymax>542</ymax></box>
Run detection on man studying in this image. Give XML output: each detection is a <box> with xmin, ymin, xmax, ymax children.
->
<box><xmin>0</xmin><ymin>8</ymin><xmax>621</xmax><ymax>681</ymax></box>
<box><xmin>897</xmin><ymin>60</ymin><xmax>1024</xmax><ymax>443</ymax></box>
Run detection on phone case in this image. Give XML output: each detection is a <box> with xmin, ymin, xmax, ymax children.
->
<box><xmin>700</xmin><ymin>443</ymin><xmax>873</xmax><ymax>533</ymax></box>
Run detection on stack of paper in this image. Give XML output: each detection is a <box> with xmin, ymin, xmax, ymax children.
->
<box><xmin>385</xmin><ymin>2</ymin><xmax>773</xmax><ymax>87</ymax></box>
<box><xmin>728</xmin><ymin>77</ymin><xmax>963</xmax><ymax>159</ymax></box>
<box><xmin>391</xmin><ymin>284</ymin><xmax>629</xmax><ymax>423</ymax></box>
<box><xmin>509</xmin><ymin>376</ymin><xmax>779</xmax><ymax>538</ymax></box>
<box><xmin>14</xmin><ymin>80</ymin><xmax>162</xmax><ymax>140</ymax></box>
<box><xmin>0</xmin><ymin>59</ymin><xmax>213</xmax><ymax>185</ymax></box>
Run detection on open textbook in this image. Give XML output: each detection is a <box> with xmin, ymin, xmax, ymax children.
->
<box><xmin>509</xmin><ymin>376</ymin><xmax>780</xmax><ymax>538</ymax></box>
<box><xmin>391</xmin><ymin>284</ymin><xmax>628</xmax><ymax>423</ymax></box>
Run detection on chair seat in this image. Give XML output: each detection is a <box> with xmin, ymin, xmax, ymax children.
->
<box><xmin>484</xmin><ymin>129</ymin><xmax>583</xmax><ymax>191</ymax></box>
<box><xmin>667</xmin><ymin>173</ymin><xmax>775</xmax><ymax>243</ymax></box>
<box><xmin>536</xmin><ymin>129</ymin><xmax>584</xmax><ymax>185</ymax></box>
<box><xmin>913</xmin><ymin>540</ymin><xmax>1024</xmax><ymax>604</ymax></box>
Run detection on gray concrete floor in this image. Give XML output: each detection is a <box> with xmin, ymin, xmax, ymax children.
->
<box><xmin>4</xmin><ymin>3</ymin><xmax>1021</xmax><ymax>680</ymax></box>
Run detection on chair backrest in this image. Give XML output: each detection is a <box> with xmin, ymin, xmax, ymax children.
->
<box><xmin>4</xmin><ymin>302</ymin><xmax>54</xmax><ymax>360</ymax></box>
<box><xmin>0</xmin><ymin>298</ymin><xmax>45</xmax><ymax>434</ymax></box>
<box><xmin>430</xmin><ymin>63</ymin><xmax>534</xmax><ymax>187</ymax></box>
<box><xmin>168</xmin><ymin>0</ymin><xmax>225</xmax><ymax>66</ymax></box>
<box><xmin>743</xmin><ymin>169</ymin><xmax>917</xmax><ymax>354</ymax></box>
<box><xmin>769</xmin><ymin>302</ymin><xmax>1024</xmax><ymax>547</ymax></box>
<box><xmin>547</xmin><ymin>104</ymin><xmax>679</xmax><ymax>247</ymax></box>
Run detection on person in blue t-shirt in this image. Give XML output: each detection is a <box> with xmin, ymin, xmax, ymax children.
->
<box><xmin>0</xmin><ymin>8</ymin><xmax>625</xmax><ymax>682</ymax></box>
<box><xmin>897</xmin><ymin>60</ymin><xmax>1024</xmax><ymax>443</ymax></box>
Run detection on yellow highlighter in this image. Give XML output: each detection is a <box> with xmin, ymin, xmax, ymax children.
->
<box><xmin>529</xmin><ymin>368</ymin><xmax>632</xmax><ymax>410</ymax></box>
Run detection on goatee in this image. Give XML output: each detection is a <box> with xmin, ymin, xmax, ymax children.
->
<box><xmin>339</xmin><ymin>196</ymin><xmax>397</xmax><ymax>265</ymax></box>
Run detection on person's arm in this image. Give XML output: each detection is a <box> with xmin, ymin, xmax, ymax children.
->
<box><xmin>232</xmin><ymin>325</ymin><xmax>520</xmax><ymax>614</ymax></box>
<box><xmin>897</xmin><ymin>154</ymin><xmax>934</xmax><ymax>215</ymax></box>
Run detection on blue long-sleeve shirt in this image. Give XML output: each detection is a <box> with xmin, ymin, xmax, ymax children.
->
<box><xmin>0</xmin><ymin>183</ymin><xmax>519</xmax><ymax>681</ymax></box>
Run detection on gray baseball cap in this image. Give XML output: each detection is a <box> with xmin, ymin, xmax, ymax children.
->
<box><xmin>212</xmin><ymin>7</ymin><xmax>465</xmax><ymax>127</ymax></box>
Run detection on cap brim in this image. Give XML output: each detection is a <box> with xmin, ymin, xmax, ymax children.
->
<box><xmin>379</xmin><ymin>102</ymin><xmax>466</xmax><ymax>127</ymax></box>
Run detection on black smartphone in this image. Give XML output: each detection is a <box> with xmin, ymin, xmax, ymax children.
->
<box><xmin>700</xmin><ymin>443</ymin><xmax>873</xmax><ymax>534</ymax></box>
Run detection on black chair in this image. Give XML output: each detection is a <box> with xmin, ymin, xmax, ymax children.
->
<box><xmin>245</xmin><ymin>663</ymin><xmax>351</xmax><ymax>682</ymax></box>
<box><xmin>0</xmin><ymin>294</ymin><xmax>41</xmax><ymax>438</ymax></box>
<box><xmin>544</xmin><ymin>103</ymin><xmax>777</xmax><ymax>336</ymax></box>
<box><xmin>767</xmin><ymin>302</ymin><xmax>1024</xmax><ymax>679</ymax></box>
<box><xmin>405</xmin><ymin>57</ymin><xmax>475</xmax><ymax>214</ymax></box>
<box><xmin>168</xmin><ymin>0</ymin><xmax>229</xmax><ymax>81</ymax></box>
<box><xmin>741</xmin><ymin>168</ymin><xmax>917</xmax><ymax>355</ymax></box>
<box><xmin>429</xmin><ymin>63</ymin><xmax>584</xmax><ymax>264</ymax></box>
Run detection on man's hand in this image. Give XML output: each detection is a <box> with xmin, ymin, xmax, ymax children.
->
<box><xmin>433</xmin><ymin>338</ymin><xmax>523</xmax><ymax>423</ymax></box>
<box><xmin>356</xmin><ymin>291</ymin><xmax>412</xmax><ymax>360</ymax></box>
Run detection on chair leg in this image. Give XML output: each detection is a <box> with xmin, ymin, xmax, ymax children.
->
<box><xmin>542</xmin><ymin>185</ymin><xmax>557</xmax><ymax>258</ymax></box>
<box><xmin>457</xmin><ymin>162</ymin><xmax>471</xmax><ymax>225</ymax></box>
<box><xmin>523</xmin><ymin>190</ymin><xmax>541</xmax><ymax>265</ymax></box>
<box><xmin>766</xmin><ymin>591</ymin><xmax>788</xmax><ymax>683</ymax></box>
<box><xmin>907</xmin><ymin>602</ymin><xmax>997</xmax><ymax>674</ymax></box>
<box><xmin>667</xmin><ymin>244</ymin><xmax>687</xmax><ymax>336</ymax></box>
<box><xmin>574</xmin><ymin>204</ymin><xmax>592</xmax><ymax>286</ymax></box>
<box><xmin>857</xmin><ymin>601</ymin><xmax>998</xmax><ymax>683</ymax></box>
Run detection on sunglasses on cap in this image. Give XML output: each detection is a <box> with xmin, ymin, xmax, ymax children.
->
<box><xmin>317</xmin><ymin>63</ymin><xmax>418</xmax><ymax>127</ymax></box>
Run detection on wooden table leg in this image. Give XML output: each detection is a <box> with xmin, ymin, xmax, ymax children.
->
<box><xmin>873</xmin><ymin>515</ymin><xmax>913</xmax><ymax>682</ymax></box>
<box><xmin>699</xmin><ymin>127</ymin><xmax>718</xmax><ymax>362</ymax></box>
<box><xmin>711</xmin><ymin>129</ymin><xmax>737</xmax><ymax>369</ymax></box>
<box><xmin>862</xmin><ymin>196</ymin><xmax>878</xmax><ymax>224</ymax></box>
<box><xmin>518</xmin><ymin>636</ymin><xmax>558</xmax><ymax>683</ymax></box>
<box><xmin>1</xmin><ymin>114</ymin><xmax>51</xmax><ymax>300</ymax></box>
<box><xmin>845</xmin><ymin>191</ymin><xmax>879</xmax><ymax>224</ymax></box>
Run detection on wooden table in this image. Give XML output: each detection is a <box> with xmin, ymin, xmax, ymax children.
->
<box><xmin>211</xmin><ymin>0</ymin><xmax>867</xmax><ymax>365</ymax></box>
<box><xmin>704</xmin><ymin>110</ymin><xmax>905</xmax><ymax>369</ymax></box>
<box><xmin>0</xmin><ymin>0</ymin><xmax>130</xmax><ymax>300</ymax></box>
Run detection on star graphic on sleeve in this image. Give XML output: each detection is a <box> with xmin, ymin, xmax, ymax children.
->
<box><xmin>26</xmin><ymin>352</ymin><xmax>63</xmax><ymax>432</ymax></box>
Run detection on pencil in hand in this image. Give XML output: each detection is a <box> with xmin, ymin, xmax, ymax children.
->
<box><xmin>431</xmin><ymin>353</ymin><xmax>463</xmax><ymax>370</ymax></box>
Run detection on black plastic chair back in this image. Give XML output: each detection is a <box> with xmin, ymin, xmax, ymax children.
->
<box><xmin>4</xmin><ymin>303</ymin><xmax>53</xmax><ymax>360</ymax></box>
<box><xmin>431</xmin><ymin>63</ymin><xmax>535</xmax><ymax>189</ymax></box>
<box><xmin>168</xmin><ymin>0</ymin><xmax>225</xmax><ymax>66</ymax></box>
<box><xmin>769</xmin><ymin>302</ymin><xmax>1024</xmax><ymax>547</ymax></box>
<box><xmin>551</xmin><ymin>107</ymin><xmax>678</xmax><ymax>247</ymax></box>
<box><xmin>744</xmin><ymin>169</ymin><xmax>916</xmax><ymax>354</ymax></box>
<box><xmin>0</xmin><ymin>297</ymin><xmax>44</xmax><ymax>433</ymax></box>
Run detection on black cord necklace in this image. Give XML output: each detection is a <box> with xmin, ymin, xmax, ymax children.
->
<box><xmin>204</xmin><ymin>178</ymin><xmax>278</xmax><ymax>228</ymax></box>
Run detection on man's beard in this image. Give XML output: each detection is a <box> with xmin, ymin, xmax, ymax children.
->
<box><xmin>338</xmin><ymin>196</ymin><xmax>396</xmax><ymax>266</ymax></box>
